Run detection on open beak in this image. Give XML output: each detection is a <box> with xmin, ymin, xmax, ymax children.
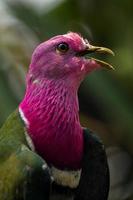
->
<box><xmin>77</xmin><ymin>44</ymin><xmax>115</xmax><ymax>70</ymax></box>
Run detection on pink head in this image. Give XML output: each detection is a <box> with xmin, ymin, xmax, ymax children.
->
<box><xmin>28</xmin><ymin>32</ymin><xmax>114</xmax><ymax>87</ymax></box>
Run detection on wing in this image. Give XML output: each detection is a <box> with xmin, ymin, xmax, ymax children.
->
<box><xmin>75</xmin><ymin>128</ymin><xmax>109</xmax><ymax>200</ymax></box>
<box><xmin>17</xmin><ymin>146</ymin><xmax>51</xmax><ymax>200</ymax></box>
<box><xmin>0</xmin><ymin>145</ymin><xmax>51</xmax><ymax>200</ymax></box>
<box><xmin>0</xmin><ymin>110</ymin><xmax>51</xmax><ymax>200</ymax></box>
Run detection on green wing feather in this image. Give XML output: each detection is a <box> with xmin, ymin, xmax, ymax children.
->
<box><xmin>0</xmin><ymin>110</ymin><xmax>50</xmax><ymax>200</ymax></box>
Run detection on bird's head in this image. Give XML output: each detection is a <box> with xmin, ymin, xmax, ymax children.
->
<box><xmin>28</xmin><ymin>32</ymin><xmax>114</xmax><ymax>86</ymax></box>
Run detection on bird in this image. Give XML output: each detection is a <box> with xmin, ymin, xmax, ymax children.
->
<box><xmin>0</xmin><ymin>32</ymin><xmax>114</xmax><ymax>200</ymax></box>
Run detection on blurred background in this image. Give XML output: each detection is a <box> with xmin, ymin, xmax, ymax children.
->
<box><xmin>0</xmin><ymin>0</ymin><xmax>133</xmax><ymax>199</ymax></box>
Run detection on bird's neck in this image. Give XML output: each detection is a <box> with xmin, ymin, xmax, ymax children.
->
<box><xmin>19</xmin><ymin>78</ymin><xmax>83</xmax><ymax>170</ymax></box>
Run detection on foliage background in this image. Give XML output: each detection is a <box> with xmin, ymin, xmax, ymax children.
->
<box><xmin>0</xmin><ymin>0</ymin><xmax>133</xmax><ymax>199</ymax></box>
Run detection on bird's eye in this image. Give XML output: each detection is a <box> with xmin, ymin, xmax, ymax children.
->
<box><xmin>56</xmin><ymin>43</ymin><xmax>69</xmax><ymax>53</ymax></box>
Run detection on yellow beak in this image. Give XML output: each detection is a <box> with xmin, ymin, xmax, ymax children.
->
<box><xmin>86</xmin><ymin>45</ymin><xmax>115</xmax><ymax>70</ymax></box>
<box><xmin>77</xmin><ymin>44</ymin><xmax>115</xmax><ymax>70</ymax></box>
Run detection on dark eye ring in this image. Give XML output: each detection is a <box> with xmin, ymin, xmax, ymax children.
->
<box><xmin>56</xmin><ymin>43</ymin><xmax>69</xmax><ymax>53</ymax></box>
